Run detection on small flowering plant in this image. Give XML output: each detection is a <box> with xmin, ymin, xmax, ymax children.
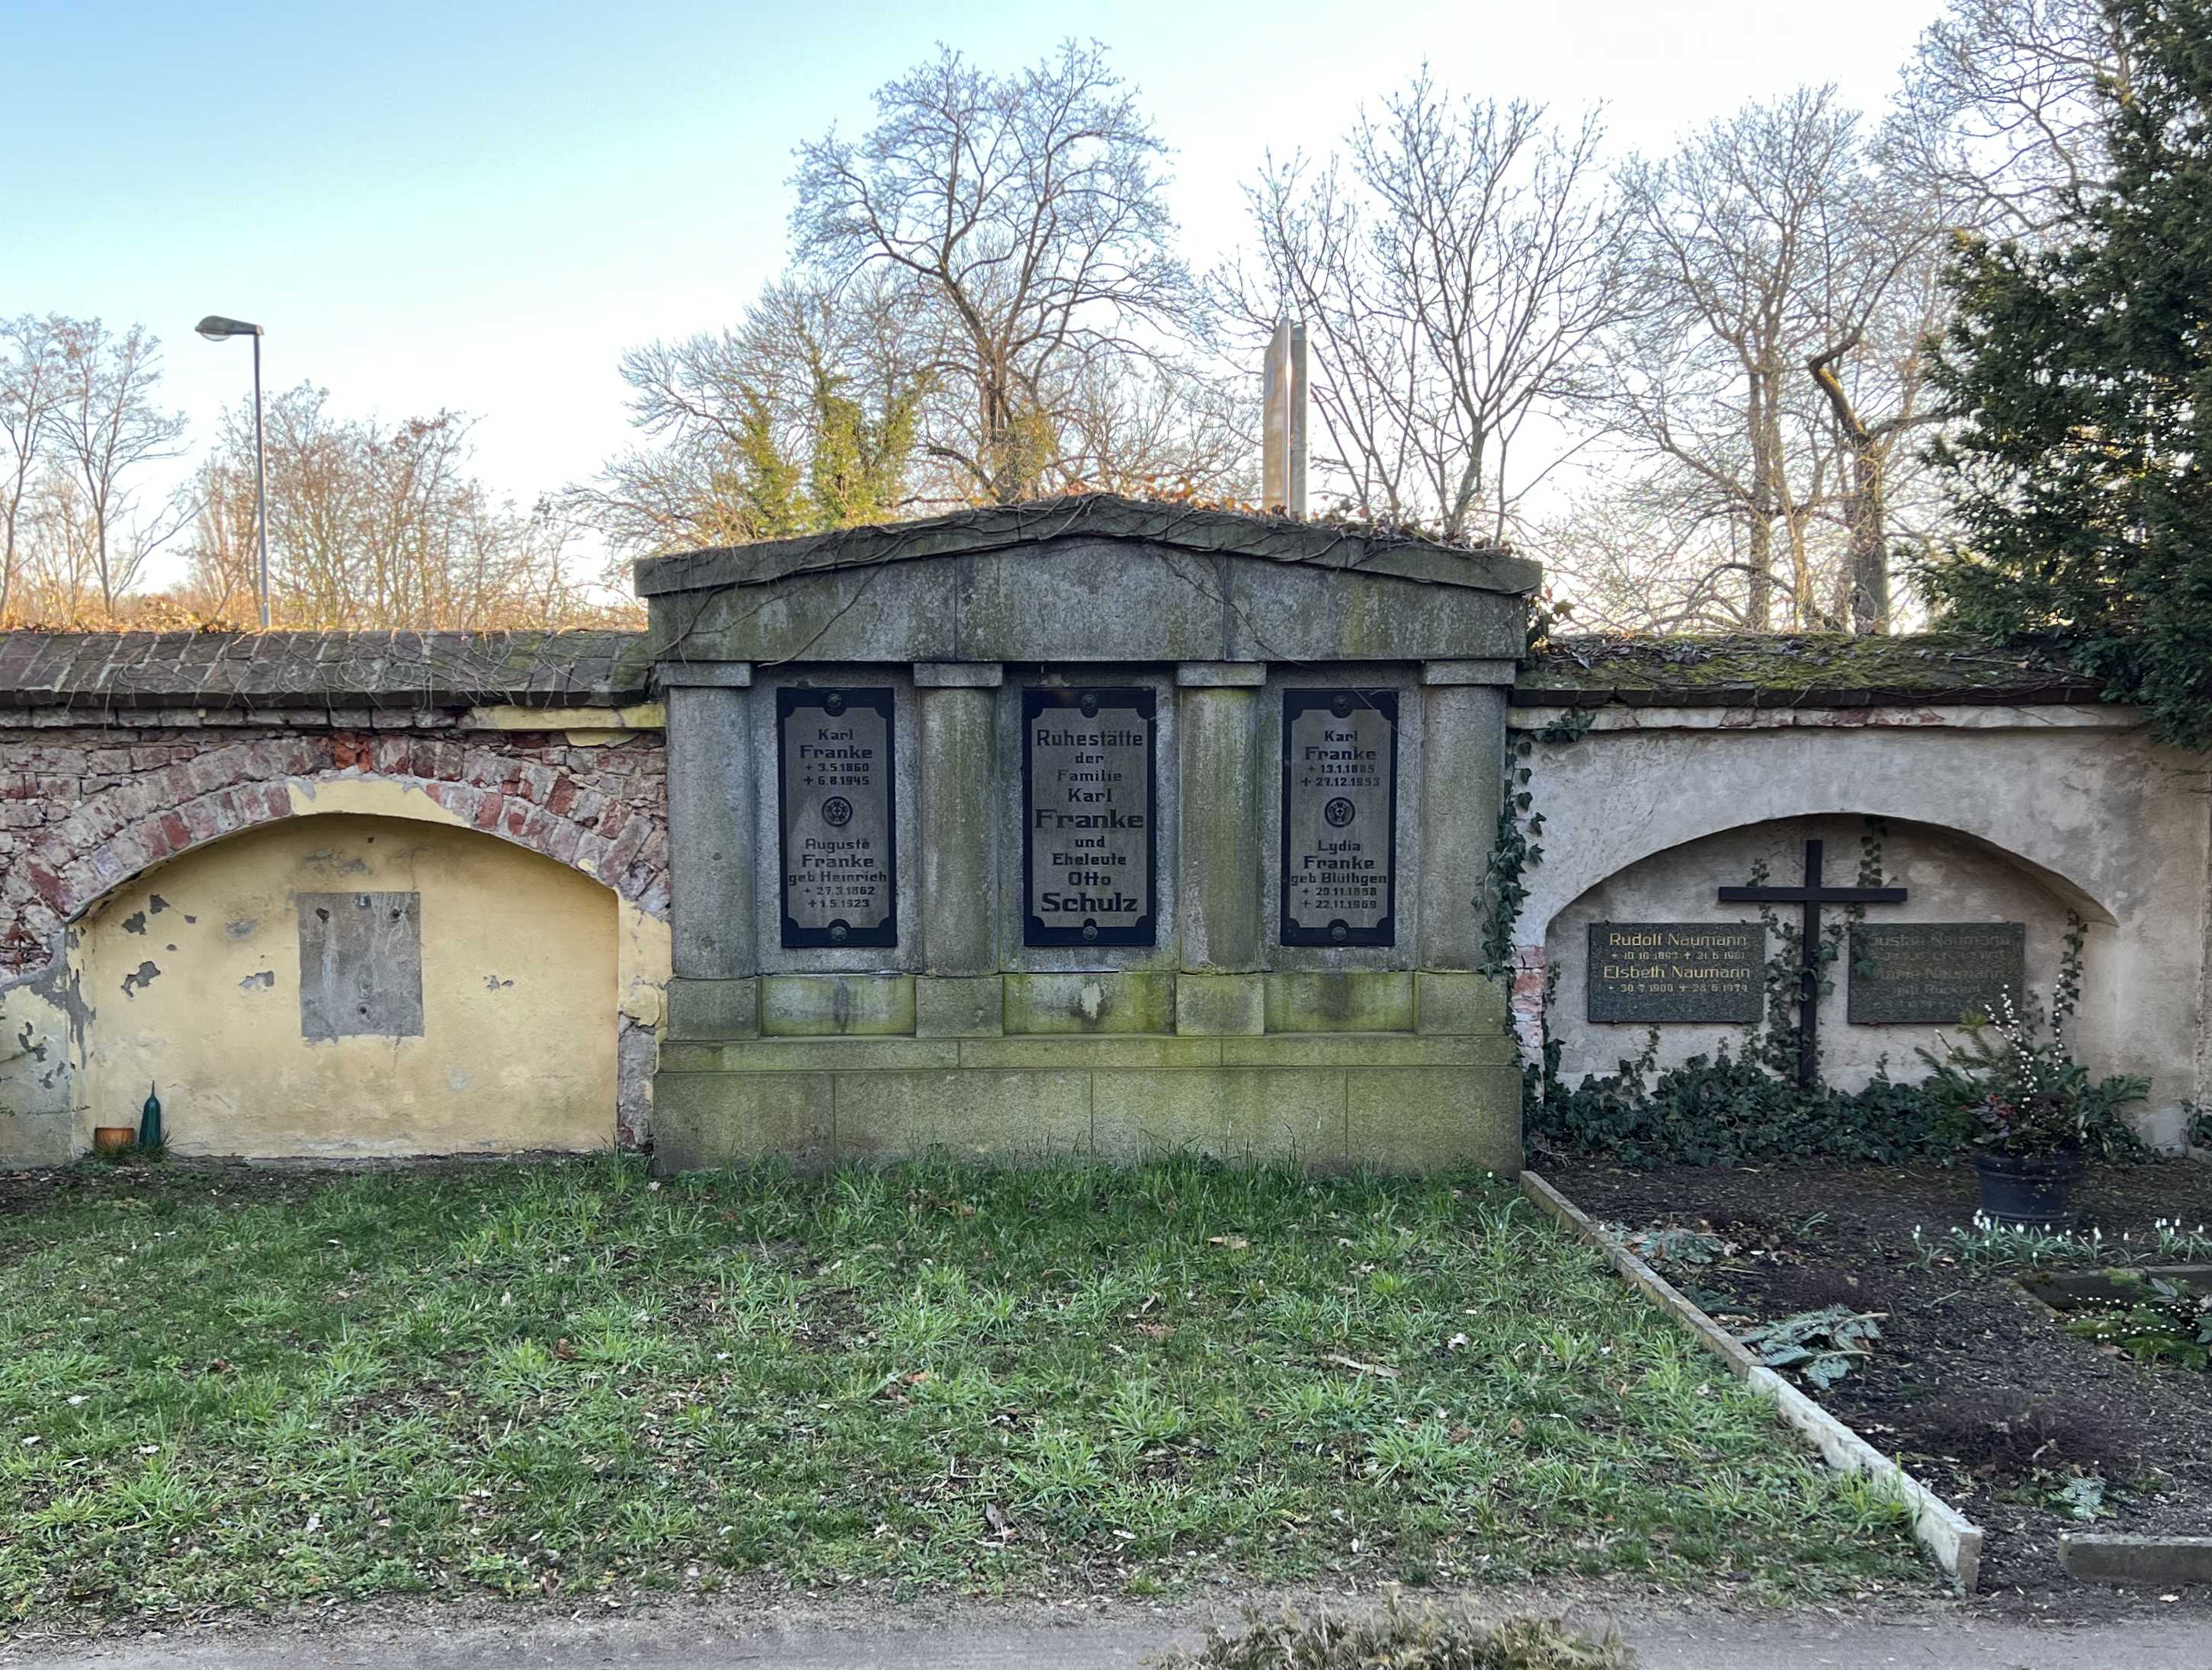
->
<box><xmin>1918</xmin><ymin>986</ymin><xmax>2147</xmax><ymax>1162</ymax></box>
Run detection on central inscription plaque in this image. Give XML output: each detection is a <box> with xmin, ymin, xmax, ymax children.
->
<box><xmin>777</xmin><ymin>687</ymin><xmax>898</xmax><ymax>949</ymax></box>
<box><xmin>1281</xmin><ymin>688</ymin><xmax>1398</xmax><ymax>946</ymax></box>
<box><xmin>1587</xmin><ymin>922</ymin><xmax>1765</xmax><ymax>1024</ymax></box>
<box><xmin>1022</xmin><ymin>686</ymin><xmax>1156</xmax><ymax>947</ymax></box>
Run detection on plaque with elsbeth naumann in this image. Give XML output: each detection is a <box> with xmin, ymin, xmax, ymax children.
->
<box><xmin>1022</xmin><ymin>686</ymin><xmax>1157</xmax><ymax>947</ymax></box>
<box><xmin>1587</xmin><ymin>922</ymin><xmax>1765</xmax><ymax>1024</ymax></box>
<box><xmin>1281</xmin><ymin>688</ymin><xmax>1398</xmax><ymax>947</ymax></box>
<box><xmin>777</xmin><ymin>687</ymin><xmax>898</xmax><ymax>949</ymax></box>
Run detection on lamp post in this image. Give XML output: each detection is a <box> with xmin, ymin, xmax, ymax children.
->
<box><xmin>195</xmin><ymin>316</ymin><xmax>269</xmax><ymax>628</ymax></box>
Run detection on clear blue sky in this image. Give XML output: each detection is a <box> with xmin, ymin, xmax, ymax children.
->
<box><xmin>8</xmin><ymin>0</ymin><xmax>1944</xmax><ymax>584</ymax></box>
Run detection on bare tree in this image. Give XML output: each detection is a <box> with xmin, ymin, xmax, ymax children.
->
<box><xmin>0</xmin><ymin>315</ymin><xmax>65</xmax><ymax>622</ymax></box>
<box><xmin>1887</xmin><ymin>0</ymin><xmax>2128</xmax><ymax>239</ymax></box>
<box><xmin>1594</xmin><ymin>88</ymin><xmax>1950</xmax><ymax>632</ymax></box>
<box><xmin>47</xmin><ymin>319</ymin><xmax>190</xmax><ymax>614</ymax></box>
<box><xmin>1223</xmin><ymin>77</ymin><xmax>1622</xmax><ymax>543</ymax></box>
<box><xmin>790</xmin><ymin>41</ymin><xmax>1199</xmax><ymax>505</ymax></box>
<box><xmin>184</xmin><ymin>383</ymin><xmax>627</xmax><ymax>628</ymax></box>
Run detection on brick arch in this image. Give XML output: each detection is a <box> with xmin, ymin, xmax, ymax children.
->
<box><xmin>5</xmin><ymin>732</ymin><xmax>668</xmax><ymax>968</ymax></box>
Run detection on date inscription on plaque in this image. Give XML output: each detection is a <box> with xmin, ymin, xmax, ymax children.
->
<box><xmin>1848</xmin><ymin>922</ymin><xmax>2026</xmax><ymax>1024</ymax></box>
<box><xmin>777</xmin><ymin>687</ymin><xmax>898</xmax><ymax>949</ymax></box>
<box><xmin>1587</xmin><ymin>922</ymin><xmax>1765</xmax><ymax>1024</ymax></box>
<box><xmin>1281</xmin><ymin>688</ymin><xmax>1398</xmax><ymax>947</ymax></box>
<box><xmin>1023</xmin><ymin>686</ymin><xmax>1156</xmax><ymax>947</ymax></box>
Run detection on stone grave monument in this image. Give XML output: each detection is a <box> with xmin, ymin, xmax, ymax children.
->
<box><xmin>640</xmin><ymin>497</ymin><xmax>1539</xmax><ymax>1173</ymax></box>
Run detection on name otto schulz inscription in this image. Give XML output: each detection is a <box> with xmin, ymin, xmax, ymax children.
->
<box><xmin>1022</xmin><ymin>687</ymin><xmax>1157</xmax><ymax>947</ymax></box>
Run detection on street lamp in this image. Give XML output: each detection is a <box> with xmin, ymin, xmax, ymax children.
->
<box><xmin>196</xmin><ymin>315</ymin><xmax>269</xmax><ymax>629</ymax></box>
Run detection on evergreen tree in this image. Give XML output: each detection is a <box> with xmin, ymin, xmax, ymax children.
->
<box><xmin>1925</xmin><ymin>0</ymin><xmax>2212</xmax><ymax>748</ymax></box>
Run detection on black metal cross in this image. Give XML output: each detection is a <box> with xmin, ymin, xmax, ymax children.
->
<box><xmin>1717</xmin><ymin>838</ymin><xmax>1906</xmax><ymax>1088</ymax></box>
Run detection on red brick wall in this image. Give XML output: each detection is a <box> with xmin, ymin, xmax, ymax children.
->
<box><xmin>1</xmin><ymin>725</ymin><xmax>668</xmax><ymax>979</ymax></box>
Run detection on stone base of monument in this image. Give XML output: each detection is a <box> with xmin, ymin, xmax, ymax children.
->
<box><xmin>650</xmin><ymin>970</ymin><xmax>1521</xmax><ymax>1176</ymax></box>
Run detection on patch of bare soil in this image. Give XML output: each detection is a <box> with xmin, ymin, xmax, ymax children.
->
<box><xmin>1547</xmin><ymin>1159</ymin><xmax>2212</xmax><ymax>1602</ymax></box>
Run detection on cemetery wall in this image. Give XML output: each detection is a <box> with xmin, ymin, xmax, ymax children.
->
<box><xmin>5</xmin><ymin>613</ymin><xmax>2207</xmax><ymax>1168</ymax></box>
<box><xmin>1507</xmin><ymin>689</ymin><xmax>2212</xmax><ymax>1148</ymax></box>
<box><xmin>0</xmin><ymin>633</ymin><xmax>670</xmax><ymax>1165</ymax></box>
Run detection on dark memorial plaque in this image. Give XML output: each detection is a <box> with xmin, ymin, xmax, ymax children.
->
<box><xmin>1280</xmin><ymin>688</ymin><xmax>1398</xmax><ymax>947</ymax></box>
<box><xmin>777</xmin><ymin>688</ymin><xmax>898</xmax><ymax>948</ymax></box>
<box><xmin>1023</xmin><ymin>686</ymin><xmax>1156</xmax><ymax>947</ymax></box>
<box><xmin>1849</xmin><ymin>922</ymin><xmax>2026</xmax><ymax>1024</ymax></box>
<box><xmin>1587</xmin><ymin>922</ymin><xmax>1765</xmax><ymax>1024</ymax></box>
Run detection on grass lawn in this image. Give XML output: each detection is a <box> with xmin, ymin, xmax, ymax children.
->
<box><xmin>0</xmin><ymin>1156</ymin><xmax>1923</xmax><ymax>1624</ymax></box>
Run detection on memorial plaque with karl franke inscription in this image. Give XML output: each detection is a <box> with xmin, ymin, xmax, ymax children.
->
<box><xmin>1023</xmin><ymin>686</ymin><xmax>1156</xmax><ymax>947</ymax></box>
<box><xmin>1281</xmin><ymin>688</ymin><xmax>1398</xmax><ymax>947</ymax></box>
<box><xmin>777</xmin><ymin>687</ymin><xmax>898</xmax><ymax>949</ymax></box>
<box><xmin>1848</xmin><ymin>922</ymin><xmax>2026</xmax><ymax>1024</ymax></box>
<box><xmin>1587</xmin><ymin>922</ymin><xmax>1765</xmax><ymax>1024</ymax></box>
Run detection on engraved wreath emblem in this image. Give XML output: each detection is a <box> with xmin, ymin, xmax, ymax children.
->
<box><xmin>1323</xmin><ymin>797</ymin><xmax>1357</xmax><ymax>829</ymax></box>
<box><xmin>821</xmin><ymin>796</ymin><xmax>854</xmax><ymax>829</ymax></box>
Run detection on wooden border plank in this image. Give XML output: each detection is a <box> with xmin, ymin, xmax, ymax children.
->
<box><xmin>1520</xmin><ymin>1169</ymin><xmax>1984</xmax><ymax>1595</ymax></box>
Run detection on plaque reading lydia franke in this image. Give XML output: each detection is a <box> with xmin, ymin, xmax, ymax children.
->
<box><xmin>777</xmin><ymin>687</ymin><xmax>897</xmax><ymax>949</ymax></box>
<box><xmin>1022</xmin><ymin>686</ymin><xmax>1156</xmax><ymax>947</ymax></box>
<box><xmin>1281</xmin><ymin>688</ymin><xmax>1398</xmax><ymax>947</ymax></box>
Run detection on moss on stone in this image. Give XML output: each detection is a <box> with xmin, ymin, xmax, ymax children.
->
<box><xmin>1518</xmin><ymin>633</ymin><xmax>2098</xmax><ymax>703</ymax></box>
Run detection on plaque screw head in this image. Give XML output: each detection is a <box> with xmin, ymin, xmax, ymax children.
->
<box><xmin>825</xmin><ymin>692</ymin><xmax>845</xmax><ymax>715</ymax></box>
<box><xmin>1330</xmin><ymin>922</ymin><xmax>1349</xmax><ymax>944</ymax></box>
<box><xmin>1331</xmin><ymin>693</ymin><xmax>1353</xmax><ymax>717</ymax></box>
<box><xmin>1082</xmin><ymin>922</ymin><xmax>1099</xmax><ymax>943</ymax></box>
<box><xmin>1079</xmin><ymin>693</ymin><xmax>1099</xmax><ymax>718</ymax></box>
<box><xmin>830</xmin><ymin>922</ymin><xmax>848</xmax><ymax>944</ymax></box>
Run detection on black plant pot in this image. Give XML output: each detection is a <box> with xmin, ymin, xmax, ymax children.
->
<box><xmin>1973</xmin><ymin>1148</ymin><xmax>2087</xmax><ymax>1228</ymax></box>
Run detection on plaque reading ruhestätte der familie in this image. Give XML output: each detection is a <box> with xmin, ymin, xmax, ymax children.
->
<box><xmin>1848</xmin><ymin>922</ymin><xmax>2025</xmax><ymax>1024</ymax></box>
<box><xmin>777</xmin><ymin>688</ymin><xmax>897</xmax><ymax>948</ymax></box>
<box><xmin>1023</xmin><ymin>686</ymin><xmax>1156</xmax><ymax>947</ymax></box>
<box><xmin>1587</xmin><ymin>922</ymin><xmax>1765</xmax><ymax>1024</ymax></box>
<box><xmin>1281</xmin><ymin>689</ymin><xmax>1398</xmax><ymax>947</ymax></box>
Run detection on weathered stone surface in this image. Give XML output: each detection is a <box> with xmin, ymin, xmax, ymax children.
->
<box><xmin>957</xmin><ymin>1035</ymin><xmax>1223</xmax><ymax>1070</ymax></box>
<box><xmin>758</xmin><ymin>973</ymin><xmax>915</xmax><ymax>1037</ymax></box>
<box><xmin>659</xmin><ymin>1037</ymin><xmax>962</xmax><ymax>1074</ymax></box>
<box><xmin>1414</xmin><ymin>971</ymin><xmax>1509</xmax><ymax>1035</ymax></box>
<box><xmin>1348</xmin><ymin>1067</ymin><xmax>1521</xmax><ymax>1174</ymax></box>
<box><xmin>1175</xmin><ymin>973</ymin><xmax>1265</xmax><ymax>1036</ymax></box>
<box><xmin>1092</xmin><ymin>1069</ymin><xmax>1346</xmax><ymax>1165</ymax></box>
<box><xmin>1178</xmin><ymin>684</ymin><xmax>1261</xmax><ymax>971</ymax></box>
<box><xmin>665</xmin><ymin>684</ymin><xmax>752</xmax><ymax>986</ymax></box>
<box><xmin>1263</xmin><ymin>970</ymin><xmax>1415</xmax><ymax>1034</ymax></box>
<box><xmin>913</xmin><ymin>974</ymin><xmax>1004</xmax><ymax>1037</ymax></box>
<box><xmin>1003</xmin><ymin>971</ymin><xmax>1176</xmax><ymax>1035</ymax></box>
<box><xmin>1221</xmin><ymin>1033</ymin><xmax>1515</xmax><ymax>1069</ymax></box>
<box><xmin>1417</xmin><ymin>681</ymin><xmax>1505</xmax><ymax>972</ymax></box>
<box><xmin>636</xmin><ymin>495</ymin><xmax>1537</xmax><ymax>601</ymax></box>
<box><xmin>652</xmin><ymin>1069</ymin><xmax>832</xmax><ymax>1171</ymax></box>
<box><xmin>666</xmin><ymin>976</ymin><xmax>756</xmax><ymax>1042</ymax></box>
<box><xmin>918</xmin><ymin>684</ymin><xmax>998</xmax><ymax>975</ymax></box>
<box><xmin>0</xmin><ymin>630</ymin><xmax>656</xmax><ymax>714</ymax></box>
<box><xmin>832</xmin><ymin>1070</ymin><xmax>1093</xmax><ymax>1160</ymax></box>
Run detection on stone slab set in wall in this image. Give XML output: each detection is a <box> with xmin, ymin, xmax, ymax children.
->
<box><xmin>639</xmin><ymin>496</ymin><xmax>1540</xmax><ymax>1175</ymax></box>
<box><xmin>0</xmin><ymin>632</ymin><xmax>670</xmax><ymax>1164</ymax></box>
